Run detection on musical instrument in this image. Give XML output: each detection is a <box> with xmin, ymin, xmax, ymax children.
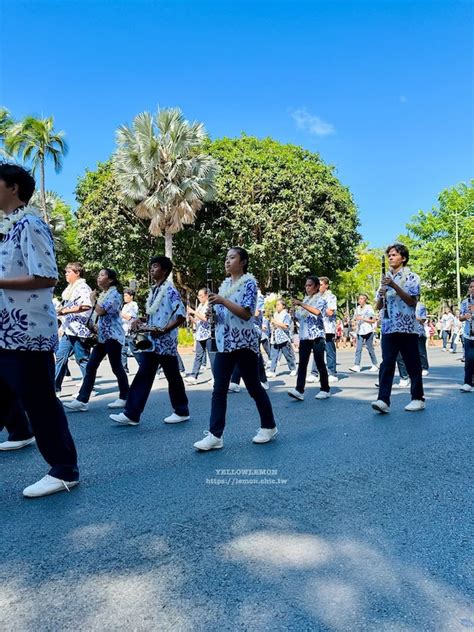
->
<box><xmin>206</xmin><ymin>263</ymin><xmax>218</xmax><ymax>353</ymax></box>
<box><xmin>131</xmin><ymin>304</ymin><xmax>180</xmax><ymax>350</ymax></box>
<box><xmin>381</xmin><ymin>254</ymin><xmax>389</xmax><ymax>319</ymax></box>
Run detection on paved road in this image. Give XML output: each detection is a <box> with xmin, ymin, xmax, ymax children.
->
<box><xmin>1</xmin><ymin>346</ymin><xmax>472</xmax><ymax>631</ymax></box>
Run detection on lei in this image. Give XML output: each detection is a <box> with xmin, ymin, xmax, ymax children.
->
<box><xmin>0</xmin><ymin>205</ymin><xmax>41</xmax><ymax>237</ymax></box>
<box><xmin>97</xmin><ymin>287</ymin><xmax>116</xmax><ymax>308</ymax></box>
<box><xmin>146</xmin><ymin>280</ymin><xmax>172</xmax><ymax>315</ymax></box>
<box><xmin>62</xmin><ymin>278</ymin><xmax>87</xmax><ymax>302</ymax></box>
<box><xmin>217</xmin><ymin>273</ymin><xmax>256</xmax><ymax>300</ymax></box>
<box><xmin>297</xmin><ymin>294</ymin><xmax>320</xmax><ymax>319</ymax></box>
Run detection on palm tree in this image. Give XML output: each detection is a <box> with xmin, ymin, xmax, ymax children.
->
<box><xmin>0</xmin><ymin>107</ymin><xmax>14</xmax><ymax>155</ymax></box>
<box><xmin>4</xmin><ymin>115</ymin><xmax>68</xmax><ymax>224</ymax></box>
<box><xmin>113</xmin><ymin>107</ymin><xmax>218</xmax><ymax>260</ymax></box>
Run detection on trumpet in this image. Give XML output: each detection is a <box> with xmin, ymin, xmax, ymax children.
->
<box><xmin>131</xmin><ymin>304</ymin><xmax>180</xmax><ymax>350</ymax></box>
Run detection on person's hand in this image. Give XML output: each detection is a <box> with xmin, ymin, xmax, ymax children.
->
<box><xmin>356</xmin><ymin>315</ymin><xmax>362</xmax><ymax>321</ymax></box>
<box><xmin>381</xmin><ymin>275</ymin><xmax>393</xmax><ymax>288</ymax></box>
<box><xmin>90</xmin><ymin>290</ymin><xmax>98</xmax><ymax>302</ymax></box>
<box><xmin>208</xmin><ymin>292</ymin><xmax>224</xmax><ymax>305</ymax></box>
<box><xmin>378</xmin><ymin>286</ymin><xmax>387</xmax><ymax>297</ymax></box>
<box><xmin>150</xmin><ymin>327</ymin><xmax>166</xmax><ymax>338</ymax></box>
<box><xmin>187</xmin><ymin>306</ymin><xmax>194</xmax><ymax>315</ymax></box>
<box><xmin>292</xmin><ymin>298</ymin><xmax>302</xmax><ymax>307</ymax></box>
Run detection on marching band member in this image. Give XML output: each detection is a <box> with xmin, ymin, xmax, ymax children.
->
<box><xmin>287</xmin><ymin>275</ymin><xmax>330</xmax><ymax>401</ymax></box>
<box><xmin>459</xmin><ymin>279</ymin><xmax>474</xmax><ymax>392</ymax></box>
<box><xmin>349</xmin><ymin>293</ymin><xmax>379</xmax><ymax>372</ymax></box>
<box><xmin>0</xmin><ymin>163</ymin><xmax>79</xmax><ymax>497</ymax></box>
<box><xmin>185</xmin><ymin>287</ymin><xmax>213</xmax><ymax>384</ymax></box>
<box><xmin>64</xmin><ymin>269</ymin><xmax>129</xmax><ymax>411</ymax></box>
<box><xmin>267</xmin><ymin>298</ymin><xmax>297</xmax><ymax>377</ymax></box>
<box><xmin>193</xmin><ymin>247</ymin><xmax>277</xmax><ymax>450</ymax></box>
<box><xmin>110</xmin><ymin>256</ymin><xmax>189</xmax><ymax>426</ymax></box>
<box><xmin>371</xmin><ymin>243</ymin><xmax>425</xmax><ymax>414</ymax></box>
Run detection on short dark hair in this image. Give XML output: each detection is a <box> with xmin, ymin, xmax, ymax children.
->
<box><xmin>229</xmin><ymin>247</ymin><xmax>249</xmax><ymax>273</ymax></box>
<box><xmin>149</xmin><ymin>255</ymin><xmax>173</xmax><ymax>277</ymax></box>
<box><xmin>306</xmin><ymin>275</ymin><xmax>320</xmax><ymax>289</ymax></box>
<box><xmin>386</xmin><ymin>243</ymin><xmax>410</xmax><ymax>265</ymax></box>
<box><xmin>66</xmin><ymin>262</ymin><xmax>85</xmax><ymax>277</ymax></box>
<box><xmin>0</xmin><ymin>162</ymin><xmax>36</xmax><ymax>204</ymax></box>
<box><xmin>123</xmin><ymin>288</ymin><xmax>135</xmax><ymax>297</ymax></box>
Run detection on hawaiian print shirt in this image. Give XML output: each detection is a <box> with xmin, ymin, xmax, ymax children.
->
<box><xmin>146</xmin><ymin>284</ymin><xmax>185</xmax><ymax>355</ymax></box>
<box><xmin>121</xmin><ymin>301</ymin><xmax>139</xmax><ymax>336</ymax></box>
<box><xmin>320</xmin><ymin>290</ymin><xmax>337</xmax><ymax>334</ymax></box>
<box><xmin>59</xmin><ymin>279</ymin><xmax>92</xmax><ymax>338</ymax></box>
<box><xmin>296</xmin><ymin>295</ymin><xmax>327</xmax><ymax>340</ymax></box>
<box><xmin>376</xmin><ymin>266</ymin><xmax>420</xmax><ymax>335</ymax></box>
<box><xmin>414</xmin><ymin>302</ymin><xmax>427</xmax><ymax>337</ymax></box>
<box><xmin>272</xmin><ymin>310</ymin><xmax>292</xmax><ymax>344</ymax></box>
<box><xmin>214</xmin><ymin>276</ymin><xmax>259</xmax><ymax>353</ymax></box>
<box><xmin>95</xmin><ymin>288</ymin><xmax>125</xmax><ymax>344</ymax></box>
<box><xmin>460</xmin><ymin>297</ymin><xmax>474</xmax><ymax>341</ymax></box>
<box><xmin>0</xmin><ymin>211</ymin><xmax>59</xmax><ymax>352</ymax></box>
<box><xmin>354</xmin><ymin>304</ymin><xmax>376</xmax><ymax>336</ymax></box>
<box><xmin>194</xmin><ymin>302</ymin><xmax>211</xmax><ymax>341</ymax></box>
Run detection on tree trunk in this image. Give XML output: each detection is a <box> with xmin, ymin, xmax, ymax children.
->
<box><xmin>165</xmin><ymin>231</ymin><xmax>173</xmax><ymax>260</ymax></box>
<box><xmin>40</xmin><ymin>158</ymin><xmax>49</xmax><ymax>225</ymax></box>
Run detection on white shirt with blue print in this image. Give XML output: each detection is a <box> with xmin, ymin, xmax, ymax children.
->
<box><xmin>97</xmin><ymin>287</ymin><xmax>125</xmax><ymax>344</ymax></box>
<box><xmin>414</xmin><ymin>302</ymin><xmax>427</xmax><ymax>337</ymax></box>
<box><xmin>214</xmin><ymin>276</ymin><xmax>259</xmax><ymax>354</ymax></box>
<box><xmin>194</xmin><ymin>302</ymin><xmax>211</xmax><ymax>341</ymax></box>
<box><xmin>146</xmin><ymin>284</ymin><xmax>185</xmax><ymax>356</ymax></box>
<box><xmin>0</xmin><ymin>210</ymin><xmax>59</xmax><ymax>352</ymax></box>
<box><xmin>460</xmin><ymin>297</ymin><xmax>474</xmax><ymax>341</ymax></box>
<box><xmin>296</xmin><ymin>295</ymin><xmax>327</xmax><ymax>341</ymax></box>
<box><xmin>272</xmin><ymin>310</ymin><xmax>292</xmax><ymax>344</ymax></box>
<box><xmin>59</xmin><ymin>279</ymin><xmax>93</xmax><ymax>338</ymax></box>
<box><xmin>376</xmin><ymin>266</ymin><xmax>420</xmax><ymax>335</ymax></box>
<box><xmin>320</xmin><ymin>290</ymin><xmax>337</xmax><ymax>334</ymax></box>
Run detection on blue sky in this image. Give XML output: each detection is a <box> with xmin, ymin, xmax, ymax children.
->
<box><xmin>1</xmin><ymin>0</ymin><xmax>472</xmax><ymax>246</ymax></box>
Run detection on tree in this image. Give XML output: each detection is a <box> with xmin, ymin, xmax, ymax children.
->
<box><xmin>0</xmin><ymin>107</ymin><xmax>14</xmax><ymax>155</ymax></box>
<box><xmin>335</xmin><ymin>245</ymin><xmax>383</xmax><ymax>313</ymax></box>
<box><xmin>113</xmin><ymin>108</ymin><xmax>218</xmax><ymax>259</ymax></box>
<box><xmin>399</xmin><ymin>181</ymin><xmax>474</xmax><ymax>307</ymax></box>
<box><xmin>4</xmin><ymin>115</ymin><xmax>68</xmax><ymax>224</ymax></box>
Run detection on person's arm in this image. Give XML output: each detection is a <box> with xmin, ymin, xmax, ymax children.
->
<box><xmin>0</xmin><ymin>275</ymin><xmax>57</xmax><ymax>290</ymax></box>
<box><xmin>210</xmin><ymin>295</ymin><xmax>252</xmax><ymax>320</ymax></box>
<box><xmin>292</xmin><ymin>299</ymin><xmax>321</xmax><ymax>316</ymax></box>
<box><xmin>381</xmin><ymin>274</ymin><xmax>417</xmax><ymax>307</ymax></box>
<box><xmin>59</xmin><ymin>304</ymin><xmax>91</xmax><ymax>315</ymax></box>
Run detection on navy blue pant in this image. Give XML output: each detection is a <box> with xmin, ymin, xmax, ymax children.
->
<box><xmin>77</xmin><ymin>339</ymin><xmax>129</xmax><ymax>403</ymax></box>
<box><xmin>378</xmin><ymin>333</ymin><xmax>424</xmax><ymax>405</ymax></box>
<box><xmin>210</xmin><ymin>349</ymin><xmax>275</xmax><ymax>438</ymax></box>
<box><xmin>191</xmin><ymin>338</ymin><xmax>214</xmax><ymax>377</ymax></box>
<box><xmin>125</xmin><ymin>352</ymin><xmax>189</xmax><ymax>423</ymax></box>
<box><xmin>297</xmin><ymin>338</ymin><xmax>329</xmax><ymax>393</ymax></box>
<box><xmin>464</xmin><ymin>338</ymin><xmax>474</xmax><ymax>386</ymax></box>
<box><xmin>55</xmin><ymin>334</ymin><xmax>90</xmax><ymax>391</ymax></box>
<box><xmin>0</xmin><ymin>350</ymin><xmax>79</xmax><ymax>481</ymax></box>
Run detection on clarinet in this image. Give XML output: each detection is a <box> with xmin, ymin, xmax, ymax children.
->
<box><xmin>381</xmin><ymin>254</ymin><xmax>389</xmax><ymax>319</ymax></box>
<box><xmin>206</xmin><ymin>263</ymin><xmax>218</xmax><ymax>353</ymax></box>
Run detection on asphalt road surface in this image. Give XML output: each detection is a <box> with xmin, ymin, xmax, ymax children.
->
<box><xmin>1</xmin><ymin>345</ymin><xmax>472</xmax><ymax>631</ymax></box>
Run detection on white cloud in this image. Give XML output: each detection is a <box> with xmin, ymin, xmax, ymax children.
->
<box><xmin>290</xmin><ymin>107</ymin><xmax>335</xmax><ymax>136</ymax></box>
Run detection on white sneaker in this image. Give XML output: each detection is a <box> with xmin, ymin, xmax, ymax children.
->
<box><xmin>0</xmin><ymin>437</ymin><xmax>36</xmax><ymax>451</ymax></box>
<box><xmin>315</xmin><ymin>391</ymin><xmax>330</xmax><ymax>400</ymax></box>
<box><xmin>107</xmin><ymin>398</ymin><xmax>127</xmax><ymax>409</ymax></box>
<box><xmin>64</xmin><ymin>399</ymin><xmax>88</xmax><ymax>412</ymax></box>
<box><xmin>349</xmin><ymin>365</ymin><xmax>361</xmax><ymax>373</ymax></box>
<box><xmin>290</xmin><ymin>369</ymin><xmax>297</xmax><ymax>377</ymax></box>
<box><xmin>328</xmin><ymin>375</ymin><xmax>338</xmax><ymax>383</ymax></box>
<box><xmin>405</xmin><ymin>399</ymin><xmax>425</xmax><ymax>412</ymax></box>
<box><xmin>288</xmin><ymin>388</ymin><xmax>304</xmax><ymax>401</ymax></box>
<box><xmin>23</xmin><ymin>474</ymin><xmax>79</xmax><ymax>498</ymax></box>
<box><xmin>193</xmin><ymin>431</ymin><xmax>223</xmax><ymax>451</ymax></box>
<box><xmin>266</xmin><ymin>371</ymin><xmax>276</xmax><ymax>378</ymax></box>
<box><xmin>369</xmin><ymin>365</ymin><xmax>379</xmax><ymax>372</ymax></box>
<box><xmin>397</xmin><ymin>379</ymin><xmax>410</xmax><ymax>388</ymax></box>
<box><xmin>110</xmin><ymin>412</ymin><xmax>138</xmax><ymax>426</ymax></box>
<box><xmin>261</xmin><ymin>382</ymin><xmax>269</xmax><ymax>391</ymax></box>
<box><xmin>228</xmin><ymin>382</ymin><xmax>240</xmax><ymax>393</ymax></box>
<box><xmin>307</xmin><ymin>374</ymin><xmax>318</xmax><ymax>383</ymax></box>
<box><xmin>441</xmin><ymin>348</ymin><xmax>446</xmax><ymax>352</ymax></box>
<box><xmin>180</xmin><ymin>370</ymin><xmax>186</xmax><ymax>376</ymax></box>
<box><xmin>422</xmin><ymin>370</ymin><xmax>429</xmax><ymax>376</ymax></box>
<box><xmin>163</xmin><ymin>413</ymin><xmax>190</xmax><ymax>424</ymax></box>
<box><xmin>460</xmin><ymin>384</ymin><xmax>473</xmax><ymax>393</ymax></box>
<box><xmin>252</xmin><ymin>427</ymin><xmax>278</xmax><ymax>443</ymax></box>
<box><xmin>208</xmin><ymin>378</ymin><xmax>214</xmax><ymax>386</ymax></box>
<box><xmin>265</xmin><ymin>360</ymin><xmax>272</xmax><ymax>369</ymax></box>
<box><xmin>184</xmin><ymin>376</ymin><xmax>198</xmax><ymax>385</ymax></box>
<box><xmin>449</xmin><ymin>349</ymin><xmax>454</xmax><ymax>353</ymax></box>
<box><xmin>371</xmin><ymin>400</ymin><xmax>390</xmax><ymax>414</ymax></box>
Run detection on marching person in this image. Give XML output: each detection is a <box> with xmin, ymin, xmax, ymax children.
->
<box><xmin>349</xmin><ymin>294</ymin><xmax>379</xmax><ymax>373</ymax></box>
<box><xmin>440</xmin><ymin>307</ymin><xmax>454</xmax><ymax>351</ymax></box>
<box><xmin>64</xmin><ymin>269</ymin><xmax>129</xmax><ymax>411</ymax></box>
<box><xmin>54</xmin><ymin>261</ymin><xmax>93</xmax><ymax>393</ymax></box>
<box><xmin>193</xmin><ymin>247</ymin><xmax>277</xmax><ymax>450</ymax></box>
<box><xmin>121</xmin><ymin>287</ymin><xmax>140</xmax><ymax>373</ymax></box>
<box><xmin>185</xmin><ymin>287</ymin><xmax>214</xmax><ymax>384</ymax></box>
<box><xmin>459</xmin><ymin>279</ymin><xmax>474</xmax><ymax>392</ymax></box>
<box><xmin>267</xmin><ymin>298</ymin><xmax>297</xmax><ymax>377</ymax></box>
<box><xmin>319</xmin><ymin>277</ymin><xmax>338</xmax><ymax>382</ymax></box>
<box><xmin>450</xmin><ymin>309</ymin><xmax>462</xmax><ymax>354</ymax></box>
<box><xmin>0</xmin><ymin>163</ymin><xmax>79</xmax><ymax>497</ymax></box>
<box><xmin>287</xmin><ymin>275</ymin><xmax>330</xmax><ymax>401</ymax></box>
<box><xmin>110</xmin><ymin>256</ymin><xmax>189</xmax><ymax>426</ymax></box>
<box><xmin>371</xmin><ymin>243</ymin><xmax>425</xmax><ymax>414</ymax></box>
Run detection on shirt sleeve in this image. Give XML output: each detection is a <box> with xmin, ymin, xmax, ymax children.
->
<box><xmin>328</xmin><ymin>294</ymin><xmax>337</xmax><ymax>310</ymax></box>
<box><xmin>169</xmin><ymin>287</ymin><xmax>186</xmax><ymax>318</ymax></box>
<box><xmin>241</xmin><ymin>280</ymin><xmax>257</xmax><ymax>314</ymax></box>
<box><xmin>101</xmin><ymin>290</ymin><xmax>121</xmax><ymax>315</ymax></box>
<box><xmin>20</xmin><ymin>218</ymin><xmax>58</xmax><ymax>279</ymax></box>
<box><xmin>460</xmin><ymin>300</ymin><xmax>468</xmax><ymax>317</ymax></box>
<box><xmin>405</xmin><ymin>272</ymin><xmax>420</xmax><ymax>297</ymax></box>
